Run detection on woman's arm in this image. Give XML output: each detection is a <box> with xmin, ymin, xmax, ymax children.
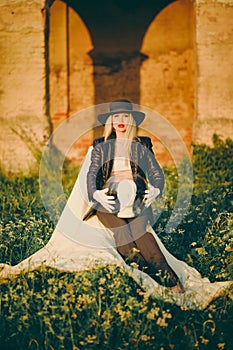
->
<box><xmin>86</xmin><ymin>143</ymin><xmax>103</xmax><ymax>201</ymax></box>
<box><xmin>141</xmin><ymin>137</ymin><xmax>165</xmax><ymax>193</ymax></box>
<box><xmin>147</xmin><ymin>151</ymin><xmax>164</xmax><ymax>193</ymax></box>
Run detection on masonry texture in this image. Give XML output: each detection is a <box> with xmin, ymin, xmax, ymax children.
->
<box><xmin>140</xmin><ymin>0</ymin><xmax>195</xmax><ymax>159</ymax></box>
<box><xmin>0</xmin><ymin>0</ymin><xmax>50</xmax><ymax>174</ymax></box>
<box><xmin>193</xmin><ymin>0</ymin><xmax>233</xmax><ymax>143</ymax></box>
<box><xmin>0</xmin><ymin>0</ymin><xmax>232</xmax><ymax>173</ymax></box>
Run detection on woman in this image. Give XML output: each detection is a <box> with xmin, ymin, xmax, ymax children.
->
<box><xmin>1</xmin><ymin>99</ymin><xmax>231</xmax><ymax>309</ymax></box>
<box><xmin>84</xmin><ymin>99</ymin><xmax>184</xmax><ymax>293</ymax></box>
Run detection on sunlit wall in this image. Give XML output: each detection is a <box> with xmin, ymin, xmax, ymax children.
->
<box><xmin>49</xmin><ymin>0</ymin><xmax>94</xmax><ymax>128</ymax></box>
<box><xmin>140</xmin><ymin>0</ymin><xmax>194</xmax><ymax>159</ymax></box>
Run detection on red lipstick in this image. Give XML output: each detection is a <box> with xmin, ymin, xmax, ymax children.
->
<box><xmin>118</xmin><ymin>124</ymin><xmax>125</xmax><ymax>128</ymax></box>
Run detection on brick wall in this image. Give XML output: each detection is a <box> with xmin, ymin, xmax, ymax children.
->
<box><xmin>0</xmin><ymin>0</ymin><xmax>49</xmax><ymax>174</ymax></box>
<box><xmin>140</xmin><ymin>0</ymin><xmax>195</xmax><ymax>160</ymax></box>
<box><xmin>193</xmin><ymin>0</ymin><xmax>233</xmax><ymax>144</ymax></box>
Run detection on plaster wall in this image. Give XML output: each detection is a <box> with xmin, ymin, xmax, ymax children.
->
<box><xmin>140</xmin><ymin>0</ymin><xmax>195</xmax><ymax>158</ymax></box>
<box><xmin>0</xmin><ymin>0</ymin><xmax>49</xmax><ymax>174</ymax></box>
<box><xmin>193</xmin><ymin>0</ymin><xmax>233</xmax><ymax>144</ymax></box>
<box><xmin>49</xmin><ymin>0</ymin><xmax>94</xmax><ymax>128</ymax></box>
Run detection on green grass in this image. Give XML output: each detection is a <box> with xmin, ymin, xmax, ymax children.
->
<box><xmin>0</xmin><ymin>134</ymin><xmax>233</xmax><ymax>350</ymax></box>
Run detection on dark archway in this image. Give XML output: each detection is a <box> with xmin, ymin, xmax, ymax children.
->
<box><xmin>45</xmin><ymin>0</ymin><xmax>176</xmax><ymax>113</ymax></box>
<box><xmin>44</xmin><ymin>0</ymin><xmax>195</xmax><ymax>165</ymax></box>
<box><xmin>48</xmin><ymin>0</ymin><xmax>94</xmax><ymax>129</ymax></box>
<box><xmin>69</xmin><ymin>0</ymin><xmax>176</xmax><ymax>104</ymax></box>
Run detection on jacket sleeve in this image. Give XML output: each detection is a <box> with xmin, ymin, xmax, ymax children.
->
<box><xmin>141</xmin><ymin>137</ymin><xmax>165</xmax><ymax>193</ymax></box>
<box><xmin>86</xmin><ymin>142</ymin><xmax>103</xmax><ymax>201</ymax></box>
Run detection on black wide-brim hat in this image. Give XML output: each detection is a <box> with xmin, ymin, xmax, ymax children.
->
<box><xmin>98</xmin><ymin>100</ymin><xmax>145</xmax><ymax>126</ymax></box>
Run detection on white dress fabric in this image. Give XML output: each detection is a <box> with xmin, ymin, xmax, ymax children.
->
<box><xmin>0</xmin><ymin>147</ymin><xmax>231</xmax><ymax>310</ymax></box>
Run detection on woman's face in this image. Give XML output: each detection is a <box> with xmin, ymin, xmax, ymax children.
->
<box><xmin>112</xmin><ymin>113</ymin><xmax>130</xmax><ymax>134</ymax></box>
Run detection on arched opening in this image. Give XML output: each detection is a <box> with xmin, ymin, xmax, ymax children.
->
<box><xmin>140</xmin><ymin>0</ymin><xmax>195</xmax><ymax>161</ymax></box>
<box><xmin>49</xmin><ymin>0</ymin><xmax>94</xmax><ymax>130</ymax></box>
<box><xmin>44</xmin><ymin>0</ymin><xmax>194</xmax><ymax>164</ymax></box>
<box><xmin>44</xmin><ymin>0</ymin><xmax>95</xmax><ymax>163</ymax></box>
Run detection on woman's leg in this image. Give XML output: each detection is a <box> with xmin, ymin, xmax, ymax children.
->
<box><xmin>97</xmin><ymin>207</ymin><xmax>183</xmax><ymax>290</ymax></box>
<box><xmin>128</xmin><ymin>213</ymin><xmax>181</xmax><ymax>288</ymax></box>
<box><xmin>96</xmin><ymin>206</ymin><xmax>148</xmax><ymax>270</ymax></box>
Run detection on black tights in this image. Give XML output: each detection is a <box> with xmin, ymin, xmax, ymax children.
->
<box><xmin>96</xmin><ymin>207</ymin><xmax>179</xmax><ymax>287</ymax></box>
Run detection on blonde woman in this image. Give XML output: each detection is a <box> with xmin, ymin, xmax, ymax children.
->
<box><xmin>84</xmin><ymin>100</ymin><xmax>184</xmax><ymax>293</ymax></box>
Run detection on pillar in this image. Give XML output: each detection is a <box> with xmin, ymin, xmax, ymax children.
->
<box><xmin>193</xmin><ymin>0</ymin><xmax>233</xmax><ymax>144</ymax></box>
<box><xmin>0</xmin><ymin>0</ymin><xmax>50</xmax><ymax>174</ymax></box>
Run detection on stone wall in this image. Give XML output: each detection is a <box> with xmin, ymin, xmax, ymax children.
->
<box><xmin>49</xmin><ymin>0</ymin><xmax>94</xmax><ymax>128</ymax></box>
<box><xmin>140</xmin><ymin>0</ymin><xmax>195</xmax><ymax>160</ymax></box>
<box><xmin>193</xmin><ymin>0</ymin><xmax>233</xmax><ymax>144</ymax></box>
<box><xmin>0</xmin><ymin>0</ymin><xmax>49</xmax><ymax>174</ymax></box>
<box><xmin>49</xmin><ymin>0</ymin><xmax>95</xmax><ymax>163</ymax></box>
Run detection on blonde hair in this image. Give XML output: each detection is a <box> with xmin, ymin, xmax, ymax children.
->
<box><xmin>104</xmin><ymin>113</ymin><xmax>137</xmax><ymax>156</ymax></box>
<box><xmin>104</xmin><ymin>113</ymin><xmax>136</xmax><ymax>140</ymax></box>
<box><xmin>104</xmin><ymin>115</ymin><xmax>114</xmax><ymax>141</ymax></box>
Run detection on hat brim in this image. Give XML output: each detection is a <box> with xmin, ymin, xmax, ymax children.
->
<box><xmin>98</xmin><ymin>110</ymin><xmax>145</xmax><ymax>126</ymax></box>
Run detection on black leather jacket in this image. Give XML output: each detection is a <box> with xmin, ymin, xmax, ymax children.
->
<box><xmin>83</xmin><ymin>135</ymin><xmax>164</xmax><ymax>220</ymax></box>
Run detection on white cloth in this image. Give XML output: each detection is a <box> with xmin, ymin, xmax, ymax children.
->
<box><xmin>0</xmin><ymin>146</ymin><xmax>231</xmax><ymax>310</ymax></box>
<box><xmin>117</xmin><ymin>179</ymin><xmax>137</xmax><ymax>218</ymax></box>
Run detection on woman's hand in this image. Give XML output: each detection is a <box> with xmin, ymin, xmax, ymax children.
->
<box><xmin>144</xmin><ymin>184</ymin><xmax>160</xmax><ymax>208</ymax></box>
<box><xmin>93</xmin><ymin>188</ymin><xmax>115</xmax><ymax>212</ymax></box>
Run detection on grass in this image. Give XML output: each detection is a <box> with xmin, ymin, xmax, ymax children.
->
<box><xmin>0</xmin><ymin>134</ymin><xmax>233</xmax><ymax>350</ymax></box>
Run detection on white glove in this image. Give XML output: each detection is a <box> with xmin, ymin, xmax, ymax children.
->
<box><xmin>144</xmin><ymin>184</ymin><xmax>160</xmax><ymax>208</ymax></box>
<box><xmin>93</xmin><ymin>188</ymin><xmax>115</xmax><ymax>212</ymax></box>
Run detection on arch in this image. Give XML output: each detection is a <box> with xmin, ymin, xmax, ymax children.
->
<box><xmin>140</xmin><ymin>0</ymin><xmax>195</xmax><ymax>160</ymax></box>
<box><xmin>45</xmin><ymin>0</ymin><xmax>94</xmax><ymax>130</ymax></box>
<box><xmin>44</xmin><ymin>0</ymin><xmax>95</xmax><ymax>163</ymax></box>
<box><xmin>44</xmin><ymin>0</ymin><xmax>194</xmax><ymax>164</ymax></box>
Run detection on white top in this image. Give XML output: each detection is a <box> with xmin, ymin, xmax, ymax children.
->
<box><xmin>111</xmin><ymin>157</ymin><xmax>133</xmax><ymax>182</ymax></box>
<box><xmin>112</xmin><ymin>157</ymin><xmax>131</xmax><ymax>172</ymax></box>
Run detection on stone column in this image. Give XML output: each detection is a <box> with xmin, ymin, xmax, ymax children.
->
<box><xmin>0</xmin><ymin>0</ymin><xmax>50</xmax><ymax>174</ymax></box>
<box><xmin>89</xmin><ymin>51</ymin><xmax>147</xmax><ymax>105</ymax></box>
<box><xmin>88</xmin><ymin>50</ymin><xmax>147</xmax><ymax>139</ymax></box>
<box><xmin>193</xmin><ymin>0</ymin><xmax>233</xmax><ymax>144</ymax></box>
